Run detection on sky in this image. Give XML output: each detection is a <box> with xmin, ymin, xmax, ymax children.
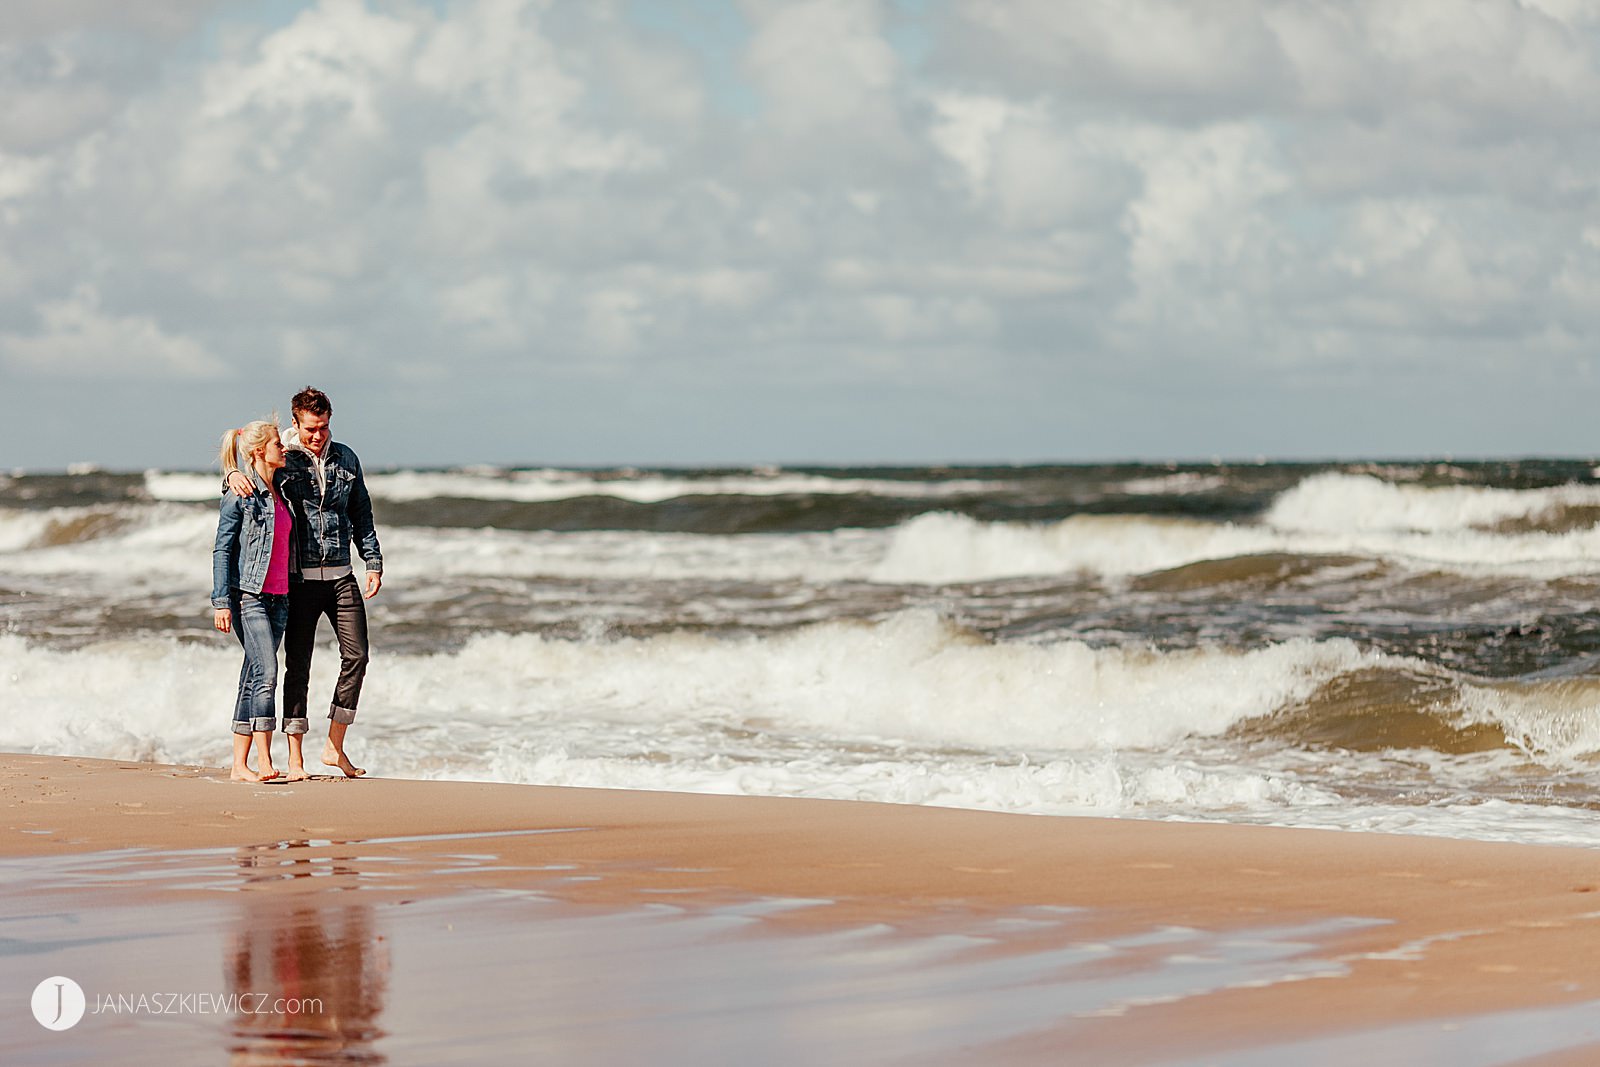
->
<box><xmin>2</xmin><ymin>0</ymin><xmax>1599</xmax><ymax>470</ymax></box>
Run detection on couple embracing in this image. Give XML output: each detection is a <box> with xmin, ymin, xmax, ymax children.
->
<box><xmin>210</xmin><ymin>386</ymin><xmax>382</xmax><ymax>783</ymax></box>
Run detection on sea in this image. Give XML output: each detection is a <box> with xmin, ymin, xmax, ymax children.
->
<box><xmin>5</xmin><ymin>460</ymin><xmax>1600</xmax><ymax>847</ymax></box>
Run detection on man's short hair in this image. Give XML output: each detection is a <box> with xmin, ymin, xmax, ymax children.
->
<box><xmin>292</xmin><ymin>386</ymin><xmax>332</xmax><ymax>420</ymax></box>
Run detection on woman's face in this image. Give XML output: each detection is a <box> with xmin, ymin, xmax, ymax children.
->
<box><xmin>257</xmin><ymin>433</ymin><xmax>286</xmax><ymax>471</ymax></box>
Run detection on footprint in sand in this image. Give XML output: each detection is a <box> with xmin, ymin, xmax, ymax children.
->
<box><xmin>116</xmin><ymin>802</ymin><xmax>171</xmax><ymax>817</ymax></box>
<box><xmin>953</xmin><ymin>866</ymin><xmax>1014</xmax><ymax>875</ymax></box>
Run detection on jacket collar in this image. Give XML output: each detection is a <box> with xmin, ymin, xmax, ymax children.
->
<box><xmin>244</xmin><ymin>462</ymin><xmax>271</xmax><ymax>494</ymax></box>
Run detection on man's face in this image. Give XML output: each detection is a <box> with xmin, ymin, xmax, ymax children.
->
<box><xmin>295</xmin><ymin>411</ymin><xmax>331</xmax><ymax>456</ymax></box>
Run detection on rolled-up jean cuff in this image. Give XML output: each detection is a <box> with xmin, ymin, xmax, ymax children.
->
<box><xmin>250</xmin><ymin>716</ymin><xmax>276</xmax><ymax>734</ymax></box>
<box><xmin>329</xmin><ymin>704</ymin><xmax>358</xmax><ymax>725</ymax></box>
<box><xmin>282</xmin><ymin>717</ymin><xmax>309</xmax><ymax>735</ymax></box>
<box><xmin>231</xmin><ymin>721</ymin><xmax>254</xmax><ymax>736</ymax></box>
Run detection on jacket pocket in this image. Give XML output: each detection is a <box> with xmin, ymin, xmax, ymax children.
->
<box><xmin>326</xmin><ymin>466</ymin><xmax>355</xmax><ymax>508</ymax></box>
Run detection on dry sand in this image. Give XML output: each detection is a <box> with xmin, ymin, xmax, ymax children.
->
<box><xmin>5</xmin><ymin>752</ymin><xmax>1600</xmax><ymax>1064</ymax></box>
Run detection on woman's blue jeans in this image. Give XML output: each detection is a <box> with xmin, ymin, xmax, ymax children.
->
<box><xmin>230</xmin><ymin>590</ymin><xmax>290</xmax><ymax>735</ymax></box>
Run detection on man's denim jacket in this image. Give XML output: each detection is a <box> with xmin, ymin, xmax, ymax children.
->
<box><xmin>278</xmin><ymin>438</ymin><xmax>383</xmax><ymax>577</ymax></box>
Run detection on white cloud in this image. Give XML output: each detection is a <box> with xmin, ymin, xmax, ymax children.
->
<box><xmin>584</xmin><ymin>288</ymin><xmax>651</xmax><ymax>354</ymax></box>
<box><xmin>950</xmin><ymin>0</ymin><xmax>1291</xmax><ymax>114</ymax></box>
<box><xmin>3</xmin><ymin>0</ymin><xmax>1599</xmax><ymax>464</ymax></box>
<box><xmin>0</xmin><ymin>4</ymin><xmax>218</xmax><ymax>158</ymax></box>
<box><xmin>1123</xmin><ymin>122</ymin><xmax>1292</xmax><ymax>274</ymax></box>
<box><xmin>1521</xmin><ymin>0</ymin><xmax>1600</xmax><ymax>24</ymax></box>
<box><xmin>200</xmin><ymin>0</ymin><xmax>418</xmax><ymax>138</ymax></box>
<box><xmin>743</xmin><ymin>0</ymin><xmax>896</xmax><ymax>119</ymax></box>
<box><xmin>438</xmin><ymin>274</ymin><xmax>521</xmax><ymax>346</ymax></box>
<box><xmin>0</xmin><ymin>0</ymin><xmax>217</xmax><ymax>43</ymax></box>
<box><xmin>986</xmin><ymin>112</ymin><xmax>1136</xmax><ymax>230</ymax></box>
<box><xmin>1</xmin><ymin>286</ymin><xmax>223</xmax><ymax>378</ymax></box>
<box><xmin>0</xmin><ymin>78</ymin><xmax>119</xmax><ymax>154</ymax></box>
<box><xmin>949</xmin><ymin>0</ymin><xmax>1600</xmax><ymax>137</ymax></box>
<box><xmin>0</xmin><ymin>151</ymin><xmax>52</xmax><ymax>201</ymax></box>
<box><xmin>928</xmin><ymin>92</ymin><xmax>1013</xmax><ymax>195</ymax></box>
<box><xmin>681</xmin><ymin>268</ymin><xmax>774</xmax><ymax>308</ymax></box>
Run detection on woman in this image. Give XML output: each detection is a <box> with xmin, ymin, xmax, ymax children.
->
<box><xmin>211</xmin><ymin>420</ymin><xmax>299</xmax><ymax>782</ymax></box>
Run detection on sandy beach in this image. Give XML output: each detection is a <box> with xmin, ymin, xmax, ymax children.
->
<box><xmin>4</xmin><ymin>752</ymin><xmax>1600</xmax><ymax>1064</ymax></box>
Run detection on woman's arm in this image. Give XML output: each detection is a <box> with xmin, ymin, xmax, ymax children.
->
<box><xmin>211</xmin><ymin>492</ymin><xmax>244</xmax><ymax>613</ymax></box>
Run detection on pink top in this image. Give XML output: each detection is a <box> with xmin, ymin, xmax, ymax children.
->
<box><xmin>263</xmin><ymin>489</ymin><xmax>292</xmax><ymax>595</ymax></box>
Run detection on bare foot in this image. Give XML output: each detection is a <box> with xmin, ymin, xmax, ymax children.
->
<box><xmin>230</xmin><ymin>765</ymin><xmax>265</xmax><ymax>783</ymax></box>
<box><xmin>258</xmin><ymin>766</ymin><xmax>283</xmax><ymax>781</ymax></box>
<box><xmin>322</xmin><ymin>745</ymin><xmax>365</xmax><ymax>778</ymax></box>
<box><xmin>284</xmin><ymin>764</ymin><xmax>309</xmax><ymax>782</ymax></box>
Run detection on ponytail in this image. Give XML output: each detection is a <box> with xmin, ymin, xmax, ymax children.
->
<box><xmin>219</xmin><ymin>419</ymin><xmax>280</xmax><ymax>476</ymax></box>
<box><xmin>218</xmin><ymin>428</ymin><xmax>241</xmax><ymax>474</ymax></box>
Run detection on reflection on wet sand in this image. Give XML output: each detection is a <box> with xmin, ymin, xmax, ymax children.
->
<box><xmin>227</xmin><ymin>843</ymin><xmax>389</xmax><ymax>1065</ymax></box>
<box><xmin>5</xmin><ymin>822</ymin><xmax>1599</xmax><ymax>1065</ymax></box>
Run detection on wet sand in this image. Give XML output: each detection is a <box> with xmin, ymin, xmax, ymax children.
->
<box><xmin>5</xmin><ymin>752</ymin><xmax>1600</xmax><ymax>1064</ymax></box>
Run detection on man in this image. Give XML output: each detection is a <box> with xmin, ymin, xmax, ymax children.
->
<box><xmin>227</xmin><ymin>386</ymin><xmax>382</xmax><ymax>779</ymax></box>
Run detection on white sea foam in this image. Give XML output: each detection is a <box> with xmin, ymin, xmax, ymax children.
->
<box><xmin>0</xmin><ymin>505</ymin><xmax>218</xmax><ymax>587</ymax></box>
<box><xmin>0</xmin><ymin>506</ymin><xmax>873</xmax><ymax>588</ymax></box>
<box><xmin>1266</xmin><ymin>472</ymin><xmax>1600</xmax><ymax>533</ymax></box>
<box><xmin>456</xmin><ymin>744</ymin><xmax>1336</xmax><ymax>819</ymax></box>
<box><xmin>142</xmin><ymin>472</ymin><xmax>220</xmax><ymax>502</ymax></box>
<box><xmin>391</xmin><ymin>525</ymin><xmax>878</xmax><ymax>584</ymax></box>
<box><xmin>0</xmin><ymin>621</ymin><xmax>1362</xmax><ymax>822</ymax></box>
<box><xmin>0</xmin><ymin>617</ymin><xmax>1362</xmax><ymax>759</ymax></box>
<box><xmin>1116</xmin><ymin>472</ymin><xmax>1229</xmax><ymax>495</ymax></box>
<box><xmin>1456</xmin><ymin>677</ymin><xmax>1600</xmax><ymax>761</ymax></box>
<box><xmin>873</xmin><ymin>507</ymin><xmax>1600</xmax><ymax>584</ymax></box>
<box><xmin>5</xmin><ymin>618</ymin><xmax>1597</xmax><ymax>842</ymax></box>
<box><xmin>8</xmin><ymin>498</ymin><xmax>1600</xmax><ymax>593</ymax></box>
<box><xmin>873</xmin><ymin>513</ymin><xmax>1284</xmax><ymax>583</ymax></box>
<box><xmin>144</xmin><ymin>468</ymin><xmax>1012</xmax><ymax>504</ymax></box>
<box><xmin>0</xmin><ymin>509</ymin><xmax>60</xmax><ymax>552</ymax></box>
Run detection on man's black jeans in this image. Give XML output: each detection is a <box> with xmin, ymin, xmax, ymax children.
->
<box><xmin>283</xmin><ymin>574</ymin><xmax>369</xmax><ymax>727</ymax></box>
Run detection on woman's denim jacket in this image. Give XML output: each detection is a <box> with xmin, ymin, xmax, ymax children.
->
<box><xmin>211</xmin><ymin>465</ymin><xmax>292</xmax><ymax>608</ymax></box>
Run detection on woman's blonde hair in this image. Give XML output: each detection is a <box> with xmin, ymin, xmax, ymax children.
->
<box><xmin>218</xmin><ymin>419</ymin><xmax>280</xmax><ymax>474</ymax></box>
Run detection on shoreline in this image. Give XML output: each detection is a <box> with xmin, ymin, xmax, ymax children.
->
<box><xmin>7</xmin><ymin>752</ymin><xmax>1600</xmax><ymax>1063</ymax></box>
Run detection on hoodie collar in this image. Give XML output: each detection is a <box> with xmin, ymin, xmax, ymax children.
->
<box><xmin>283</xmin><ymin>424</ymin><xmax>330</xmax><ymax>494</ymax></box>
<box><xmin>282</xmin><ymin>424</ymin><xmax>319</xmax><ymax>458</ymax></box>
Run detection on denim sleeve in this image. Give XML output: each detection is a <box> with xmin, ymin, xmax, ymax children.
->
<box><xmin>211</xmin><ymin>492</ymin><xmax>244</xmax><ymax>608</ymax></box>
<box><xmin>346</xmin><ymin>450</ymin><xmax>383</xmax><ymax>574</ymax></box>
